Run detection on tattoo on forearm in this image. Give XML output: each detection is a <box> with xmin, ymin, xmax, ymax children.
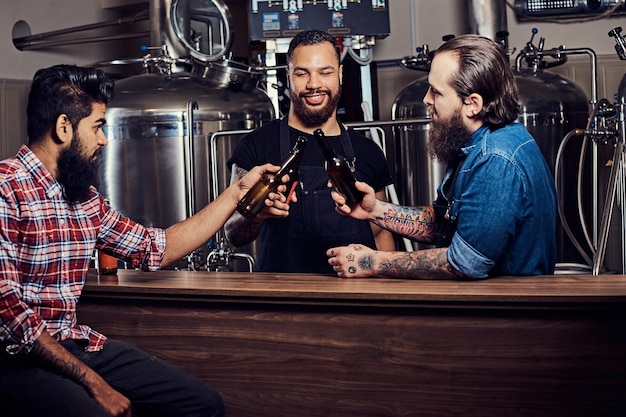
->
<box><xmin>32</xmin><ymin>341</ymin><xmax>87</xmax><ymax>384</ymax></box>
<box><xmin>378</xmin><ymin>248</ymin><xmax>464</xmax><ymax>280</ymax></box>
<box><xmin>234</xmin><ymin>166</ymin><xmax>248</xmax><ymax>181</ymax></box>
<box><xmin>373</xmin><ymin>203</ymin><xmax>436</xmax><ymax>242</ymax></box>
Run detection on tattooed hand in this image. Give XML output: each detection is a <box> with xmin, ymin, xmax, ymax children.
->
<box><xmin>326</xmin><ymin>244</ymin><xmax>378</xmax><ymax>278</ymax></box>
<box><xmin>327</xmin><ymin>245</ymin><xmax>466</xmax><ymax>280</ymax></box>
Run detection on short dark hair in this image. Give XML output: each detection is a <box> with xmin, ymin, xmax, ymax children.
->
<box><xmin>435</xmin><ymin>34</ymin><xmax>520</xmax><ymax>127</ymax></box>
<box><xmin>286</xmin><ymin>30</ymin><xmax>341</xmax><ymax>64</ymax></box>
<box><xmin>26</xmin><ymin>64</ymin><xmax>114</xmax><ymax>144</ymax></box>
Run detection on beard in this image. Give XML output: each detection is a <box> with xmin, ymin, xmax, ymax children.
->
<box><xmin>57</xmin><ymin>133</ymin><xmax>100</xmax><ymax>203</ymax></box>
<box><xmin>290</xmin><ymin>86</ymin><xmax>341</xmax><ymax>127</ymax></box>
<box><xmin>427</xmin><ymin>109</ymin><xmax>473</xmax><ymax>164</ymax></box>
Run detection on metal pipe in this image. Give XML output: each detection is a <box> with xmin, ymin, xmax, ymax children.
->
<box><xmin>593</xmin><ymin>98</ymin><xmax>626</xmax><ymax>275</ymax></box>
<box><xmin>468</xmin><ymin>0</ymin><xmax>508</xmax><ymax>41</ymax></box>
<box><xmin>87</xmin><ymin>58</ymin><xmax>146</xmax><ymax>68</ymax></box>
<box><xmin>515</xmin><ymin>47</ymin><xmax>598</xmax><ymax>104</ymax></box>
<box><xmin>15</xmin><ymin>32</ymin><xmax>149</xmax><ymax>51</ymax></box>
<box><xmin>185</xmin><ymin>100</ymin><xmax>198</xmax><ymax>218</ymax></box>
<box><xmin>345</xmin><ymin>118</ymin><xmax>431</xmax><ymax>128</ymax></box>
<box><xmin>13</xmin><ymin>14</ymin><xmax>149</xmax><ymax>50</ymax></box>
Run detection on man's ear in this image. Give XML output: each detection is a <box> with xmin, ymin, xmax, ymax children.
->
<box><xmin>54</xmin><ymin>114</ymin><xmax>72</xmax><ymax>143</ymax></box>
<box><xmin>464</xmin><ymin>93</ymin><xmax>483</xmax><ymax>118</ymax></box>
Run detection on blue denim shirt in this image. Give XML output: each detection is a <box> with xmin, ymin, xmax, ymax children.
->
<box><xmin>440</xmin><ymin>123</ymin><xmax>557</xmax><ymax>278</ymax></box>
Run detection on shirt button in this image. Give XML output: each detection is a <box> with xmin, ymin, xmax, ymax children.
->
<box><xmin>59</xmin><ymin>219</ymin><xmax>65</xmax><ymax>225</ymax></box>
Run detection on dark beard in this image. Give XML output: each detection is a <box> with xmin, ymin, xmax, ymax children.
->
<box><xmin>427</xmin><ymin>110</ymin><xmax>473</xmax><ymax>164</ymax></box>
<box><xmin>290</xmin><ymin>87</ymin><xmax>341</xmax><ymax>127</ymax></box>
<box><xmin>57</xmin><ymin>134</ymin><xmax>99</xmax><ymax>203</ymax></box>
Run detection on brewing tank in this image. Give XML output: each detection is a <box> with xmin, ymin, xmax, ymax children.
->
<box><xmin>98</xmin><ymin>63</ymin><xmax>274</xmax><ymax>268</ymax></box>
<box><xmin>391</xmin><ymin>74</ymin><xmax>442</xmax><ymax>212</ymax></box>
<box><xmin>392</xmin><ymin>67</ymin><xmax>590</xmax><ymax>261</ymax></box>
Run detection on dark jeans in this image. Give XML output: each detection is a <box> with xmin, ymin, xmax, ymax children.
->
<box><xmin>0</xmin><ymin>339</ymin><xmax>225</xmax><ymax>417</ymax></box>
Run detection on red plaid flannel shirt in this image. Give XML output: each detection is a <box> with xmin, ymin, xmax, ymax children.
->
<box><xmin>0</xmin><ymin>146</ymin><xmax>165</xmax><ymax>354</ymax></box>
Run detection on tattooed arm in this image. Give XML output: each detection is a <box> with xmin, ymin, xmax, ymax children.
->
<box><xmin>370</xmin><ymin>201</ymin><xmax>437</xmax><ymax>245</ymax></box>
<box><xmin>333</xmin><ymin>180</ymin><xmax>437</xmax><ymax>244</ymax></box>
<box><xmin>370</xmin><ymin>190</ymin><xmax>397</xmax><ymax>251</ymax></box>
<box><xmin>32</xmin><ymin>332</ymin><xmax>131</xmax><ymax>416</ymax></box>
<box><xmin>326</xmin><ymin>244</ymin><xmax>465</xmax><ymax>280</ymax></box>
<box><xmin>224</xmin><ymin>164</ymin><xmax>290</xmax><ymax>247</ymax></box>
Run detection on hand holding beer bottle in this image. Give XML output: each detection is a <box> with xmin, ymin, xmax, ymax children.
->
<box><xmin>314</xmin><ymin>128</ymin><xmax>364</xmax><ymax>207</ymax></box>
<box><xmin>236</xmin><ymin>136</ymin><xmax>308</xmax><ymax>219</ymax></box>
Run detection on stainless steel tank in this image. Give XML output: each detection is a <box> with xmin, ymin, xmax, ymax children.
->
<box><xmin>96</xmin><ymin>0</ymin><xmax>275</xmax><ymax>270</ymax></box>
<box><xmin>391</xmin><ymin>74</ymin><xmax>442</xmax><ymax>214</ymax></box>
<box><xmin>98</xmin><ymin>64</ymin><xmax>274</xmax><ymax>269</ymax></box>
<box><xmin>391</xmin><ymin>66</ymin><xmax>590</xmax><ymax>262</ymax></box>
<box><xmin>515</xmin><ymin>68</ymin><xmax>591</xmax><ymax>265</ymax></box>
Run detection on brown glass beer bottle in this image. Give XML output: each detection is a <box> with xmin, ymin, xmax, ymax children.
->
<box><xmin>97</xmin><ymin>250</ymin><xmax>118</xmax><ymax>275</ymax></box>
<box><xmin>314</xmin><ymin>128</ymin><xmax>364</xmax><ymax>207</ymax></box>
<box><xmin>98</xmin><ymin>198</ymin><xmax>118</xmax><ymax>275</ymax></box>
<box><xmin>236</xmin><ymin>136</ymin><xmax>308</xmax><ymax>219</ymax></box>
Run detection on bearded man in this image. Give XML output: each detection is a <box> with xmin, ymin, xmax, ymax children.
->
<box><xmin>225</xmin><ymin>29</ymin><xmax>395</xmax><ymax>274</ymax></box>
<box><xmin>0</xmin><ymin>64</ymin><xmax>281</xmax><ymax>416</ymax></box>
<box><xmin>327</xmin><ymin>34</ymin><xmax>557</xmax><ymax>279</ymax></box>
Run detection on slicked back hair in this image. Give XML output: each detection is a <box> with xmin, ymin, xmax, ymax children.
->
<box><xmin>26</xmin><ymin>64</ymin><xmax>114</xmax><ymax>144</ymax></box>
<box><xmin>435</xmin><ymin>34</ymin><xmax>520</xmax><ymax>128</ymax></box>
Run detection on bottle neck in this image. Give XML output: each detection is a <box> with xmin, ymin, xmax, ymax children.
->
<box><xmin>314</xmin><ymin>130</ymin><xmax>337</xmax><ymax>161</ymax></box>
<box><xmin>276</xmin><ymin>138</ymin><xmax>307</xmax><ymax>177</ymax></box>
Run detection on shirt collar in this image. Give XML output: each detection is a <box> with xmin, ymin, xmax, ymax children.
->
<box><xmin>460</xmin><ymin>124</ymin><xmax>490</xmax><ymax>156</ymax></box>
<box><xmin>17</xmin><ymin>145</ymin><xmax>64</xmax><ymax>199</ymax></box>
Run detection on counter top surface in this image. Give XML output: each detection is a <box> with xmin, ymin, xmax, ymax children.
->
<box><xmin>83</xmin><ymin>270</ymin><xmax>626</xmax><ymax>305</ymax></box>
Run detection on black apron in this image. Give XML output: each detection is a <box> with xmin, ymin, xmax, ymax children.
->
<box><xmin>256</xmin><ymin>118</ymin><xmax>376</xmax><ymax>274</ymax></box>
<box><xmin>433</xmin><ymin>155</ymin><xmax>465</xmax><ymax>247</ymax></box>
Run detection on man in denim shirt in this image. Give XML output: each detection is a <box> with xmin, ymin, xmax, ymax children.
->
<box><xmin>327</xmin><ymin>34</ymin><xmax>557</xmax><ymax>279</ymax></box>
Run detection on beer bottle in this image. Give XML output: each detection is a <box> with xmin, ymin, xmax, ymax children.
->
<box><xmin>97</xmin><ymin>250</ymin><xmax>118</xmax><ymax>275</ymax></box>
<box><xmin>98</xmin><ymin>198</ymin><xmax>119</xmax><ymax>275</ymax></box>
<box><xmin>314</xmin><ymin>128</ymin><xmax>364</xmax><ymax>207</ymax></box>
<box><xmin>236</xmin><ymin>136</ymin><xmax>308</xmax><ymax>219</ymax></box>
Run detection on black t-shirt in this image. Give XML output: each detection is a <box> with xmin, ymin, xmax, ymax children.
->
<box><xmin>228</xmin><ymin>118</ymin><xmax>392</xmax><ymax>274</ymax></box>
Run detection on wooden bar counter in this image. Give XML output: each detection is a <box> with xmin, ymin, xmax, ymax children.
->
<box><xmin>78</xmin><ymin>270</ymin><xmax>626</xmax><ymax>417</ymax></box>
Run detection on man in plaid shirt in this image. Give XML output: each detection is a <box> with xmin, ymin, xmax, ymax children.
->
<box><xmin>0</xmin><ymin>65</ymin><xmax>281</xmax><ymax>417</ymax></box>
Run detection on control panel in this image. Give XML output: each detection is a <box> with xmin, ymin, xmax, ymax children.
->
<box><xmin>514</xmin><ymin>0</ymin><xmax>626</xmax><ymax>18</ymax></box>
<box><xmin>249</xmin><ymin>0</ymin><xmax>390</xmax><ymax>40</ymax></box>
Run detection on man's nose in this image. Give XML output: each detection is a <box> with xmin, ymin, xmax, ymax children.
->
<box><xmin>423</xmin><ymin>87</ymin><xmax>433</xmax><ymax>105</ymax></box>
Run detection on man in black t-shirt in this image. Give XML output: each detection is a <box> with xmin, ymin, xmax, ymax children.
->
<box><xmin>225</xmin><ymin>30</ymin><xmax>395</xmax><ymax>274</ymax></box>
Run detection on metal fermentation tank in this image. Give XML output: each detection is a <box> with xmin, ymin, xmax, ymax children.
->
<box><xmin>391</xmin><ymin>72</ymin><xmax>442</xmax><ymax>218</ymax></box>
<box><xmin>97</xmin><ymin>0</ymin><xmax>275</xmax><ymax>270</ymax></box>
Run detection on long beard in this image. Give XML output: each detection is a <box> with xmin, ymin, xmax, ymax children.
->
<box><xmin>290</xmin><ymin>87</ymin><xmax>341</xmax><ymax>127</ymax></box>
<box><xmin>427</xmin><ymin>110</ymin><xmax>473</xmax><ymax>164</ymax></box>
<box><xmin>57</xmin><ymin>134</ymin><xmax>99</xmax><ymax>203</ymax></box>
